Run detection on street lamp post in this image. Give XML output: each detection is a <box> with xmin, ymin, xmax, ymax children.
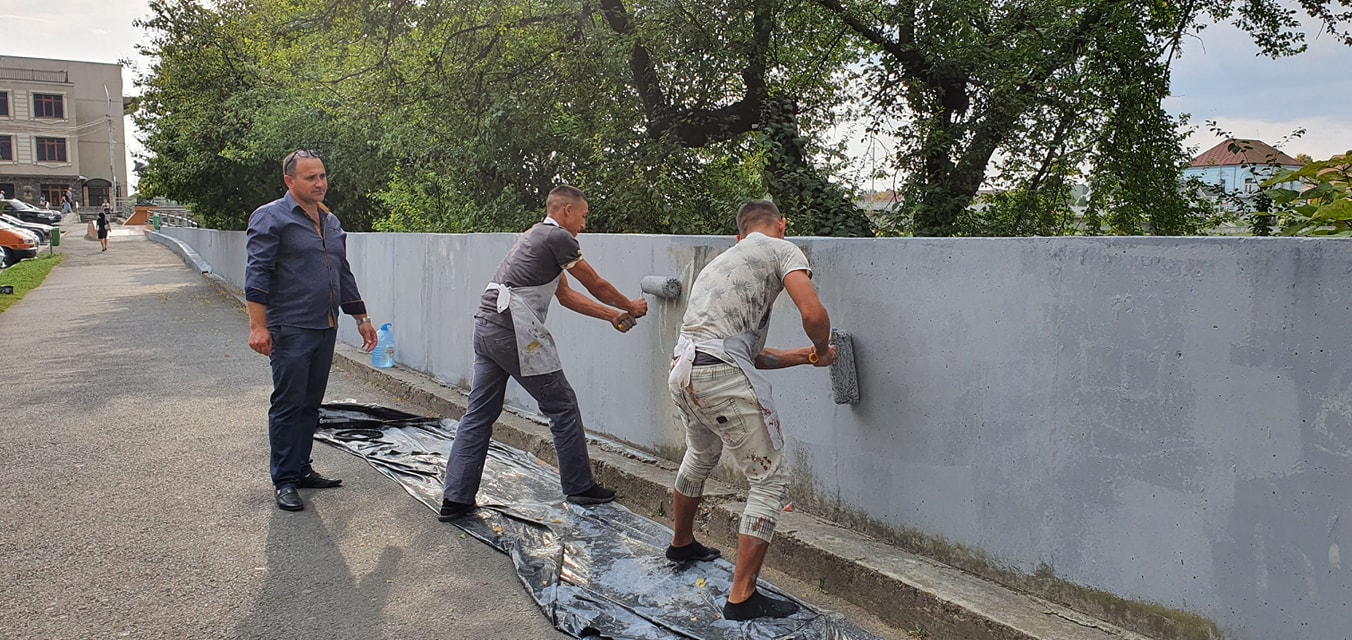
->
<box><xmin>103</xmin><ymin>85</ymin><xmax>119</xmax><ymax>202</ymax></box>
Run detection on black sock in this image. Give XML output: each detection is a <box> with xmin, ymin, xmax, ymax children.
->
<box><xmin>665</xmin><ymin>540</ymin><xmax>721</xmax><ymax>562</ymax></box>
<box><xmin>722</xmin><ymin>590</ymin><xmax>800</xmax><ymax>621</ymax></box>
<box><xmin>438</xmin><ymin>499</ymin><xmax>475</xmax><ymax>521</ymax></box>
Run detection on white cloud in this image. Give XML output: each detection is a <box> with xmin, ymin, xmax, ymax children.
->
<box><xmin>1182</xmin><ymin>116</ymin><xmax>1352</xmax><ymax>162</ymax></box>
<box><xmin>1169</xmin><ymin>16</ymin><xmax>1352</xmax><ymax>161</ymax></box>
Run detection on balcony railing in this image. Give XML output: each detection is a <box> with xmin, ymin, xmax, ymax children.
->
<box><xmin>0</xmin><ymin>68</ymin><xmax>70</xmax><ymax>83</ymax></box>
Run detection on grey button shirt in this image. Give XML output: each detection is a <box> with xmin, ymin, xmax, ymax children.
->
<box><xmin>245</xmin><ymin>192</ymin><xmax>367</xmax><ymax>329</ymax></box>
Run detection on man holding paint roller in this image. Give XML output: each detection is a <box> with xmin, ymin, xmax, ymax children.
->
<box><xmin>438</xmin><ymin>185</ymin><xmax>648</xmax><ymax>519</ymax></box>
<box><xmin>666</xmin><ymin>199</ymin><xmax>837</xmax><ymax>621</ymax></box>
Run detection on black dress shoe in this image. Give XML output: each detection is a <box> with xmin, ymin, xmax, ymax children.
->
<box><xmin>566</xmin><ymin>484</ymin><xmax>616</xmax><ymax>506</ymax></box>
<box><xmin>275</xmin><ymin>486</ymin><xmax>304</xmax><ymax>511</ymax></box>
<box><xmin>438</xmin><ymin>499</ymin><xmax>476</xmax><ymax>521</ymax></box>
<box><xmin>297</xmin><ymin>472</ymin><xmax>342</xmax><ymax>489</ymax></box>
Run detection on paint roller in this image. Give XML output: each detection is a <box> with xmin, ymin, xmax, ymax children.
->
<box><xmin>640</xmin><ymin>275</ymin><xmax>682</xmax><ymax>300</ymax></box>
<box><xmin>829</xmin><ymin>328</ymin><xmax>859</xmax><ymax>405</ymax></box>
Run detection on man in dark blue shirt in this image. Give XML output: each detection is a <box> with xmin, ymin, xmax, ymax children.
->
<box><xmin>245</xmin><ymin>150</ymin><xmax>378</xmax><ymax>512</ymax></box>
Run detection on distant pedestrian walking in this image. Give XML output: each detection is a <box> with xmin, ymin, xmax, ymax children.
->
<box><xmin>61</xmin><ymin>196</ymin><xmax>72</xmax><ymax>216</ymax></box>
<box><xmin>96</xmin><ymin>207</ymin><xmax>110</xmax><ymax>252</ymax></box>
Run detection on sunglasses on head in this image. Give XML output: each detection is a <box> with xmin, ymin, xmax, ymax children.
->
<box><xmin>283</xmin><ymin>149</ymin><xmax>321</xmax><ymax>174</ymax></box>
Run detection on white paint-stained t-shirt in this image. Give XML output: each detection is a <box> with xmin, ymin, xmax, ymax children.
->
<box><xmin>678</xmin><ymin>232</ymin><xmax>811</xmax><ymax>364</ymax></box>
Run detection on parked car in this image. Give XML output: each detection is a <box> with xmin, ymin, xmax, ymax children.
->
<box><xmin>0</xmin><ymin>219</ymin><xmax>39</xmax><ymax>267</ymax></box>
<box><xmin>1</xmin><ymin>199</ymin><xmax>62</xmax><ymax>226</ymax></box>
<box><xmin>0</xmin><ymin>214</ymin><xmax>52</xmax><ymax>243</ymax></box>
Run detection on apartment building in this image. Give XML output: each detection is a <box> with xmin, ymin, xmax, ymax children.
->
<box><xmin>0</xmin><ymin>55</ymin><xmax>129</xmax><ymax>209</ymax></box>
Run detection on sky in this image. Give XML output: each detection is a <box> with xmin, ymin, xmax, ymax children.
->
<box><xmin>4</xmin><ymin>0</ymin><xmax>1351</xmax><ymax>195</ymax></box>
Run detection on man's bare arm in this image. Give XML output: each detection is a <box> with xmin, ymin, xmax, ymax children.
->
<box><xmin>754</xmin><ymin>347</ymin><xmax>812</xmax><ymax>369</ymax></box>
<box><xmin>783</xmin><ymin>270</ymin><xmax>832</xmax><ymax>360</ymax></box>
<box><xmin>556</xmin><ymin>273</ymin><xmax>637</xmax><ymax>332</ymax></box>
<box><xmin>567</xmin><ymin>258</ymin><xmax>647</xmax><ymax>318</ymax></box>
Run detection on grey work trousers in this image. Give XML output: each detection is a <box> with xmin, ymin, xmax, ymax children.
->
<box><xmin>441</xmin><ymin>318</ymin><xmax>598</xmax><ymax>503</ymax></box>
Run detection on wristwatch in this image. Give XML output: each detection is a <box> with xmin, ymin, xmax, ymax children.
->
<box><xmin>808</xmin><ymin>347</ymin><xmax>819</xmax><ymax>365</ymax></box>
<box><xmin>356</xmin><ymin>317</ymin><xmax>372</xmax><ymax>327</ymax></box>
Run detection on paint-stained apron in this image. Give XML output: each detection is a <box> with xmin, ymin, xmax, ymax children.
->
<box><xmin>668</xmin><ymin>333</ymin><xmax>783</xmax><ymax>450</ymax></box>
<box><xmin>487</xmin><ymin>277</ymin><xmax>563</xmax><ymax>377</ymax></box>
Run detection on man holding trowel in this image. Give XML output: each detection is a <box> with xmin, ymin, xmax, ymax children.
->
<box><xmin>438</xmin><ymin>185</ymin><xmax>648</xmax><ymax>519</ymax></box>
<box><xmin>665</xmin><ymin>199</ymin><xmax>837</xmax><ymax>621</ymax></box>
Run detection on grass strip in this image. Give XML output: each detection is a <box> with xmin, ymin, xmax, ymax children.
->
<box><xmin>0</xmin><ymin>254</ymin><xmax>64</xmax><ymax>313</ymax></box>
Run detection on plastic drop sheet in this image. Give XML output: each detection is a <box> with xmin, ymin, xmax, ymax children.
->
<box><xmin>316</xmin><ymin>403</ymin><xmax>883</xmax><ymax>640</ymax></box>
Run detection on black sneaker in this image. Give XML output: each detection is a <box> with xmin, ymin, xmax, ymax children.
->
<box><xmin>566</xmin><ymin>484</ymin><xmax>616</xmax><ymax>506</ymax></box>
<box><xmin>297</xmin><ymin>471</ymin><xmax>342</xmax><ymax>489</ymax></box>
<box><xmin>438</xmin><ymin>499</ymin><xmax>476</xmax><ymax>521</ymax></box>
<box><xmin>722</xmin><ymin>590</ymin><xmax>800</xmax><ymax>621</ymax></box>
<box><xmin>665</xmin><ymin>540</ymin><xmax>721</xmax><ymax>563</ymax></box>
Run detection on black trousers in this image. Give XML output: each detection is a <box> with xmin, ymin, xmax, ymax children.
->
<box><xmin>267</xmin><ymin>325</ymin><xmax>337</xmax><ymax>487</ymax></box>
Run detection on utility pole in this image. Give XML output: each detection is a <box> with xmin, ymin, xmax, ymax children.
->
<box><xmin>103</xmin><ymin>85</ymin><xmax>118</xmax><ymax>202</ymax></box>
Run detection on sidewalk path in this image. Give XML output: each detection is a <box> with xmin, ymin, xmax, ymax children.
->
<box><xmin>0</xmin><ymin>233</ymin><xmax>568</xmax><ymax>639</ymax></box>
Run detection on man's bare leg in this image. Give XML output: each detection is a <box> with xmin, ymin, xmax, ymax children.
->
<box><xmin>666</xmin><ymin>489</ymin><xmax>721</xmax><ymax>562</ymax></box>
<box><xmin>723</xmin><ymin>534</ymin><xmax>799</xmax><ymax>620</ymax></box>
<box><xmin>671</xmin><ymin>489</ymin><xmax>701</xmax><ymax>547</ymax></box>
<box><xmin>728</xmin><ymin>534</ymin><xmax>770</xmax><ymax>602</ymax></box>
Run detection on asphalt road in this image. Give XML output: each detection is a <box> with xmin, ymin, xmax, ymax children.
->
<box><xmin>0</xmin><ymin>231</ymin><xmax>569</xmax><ymax>639</ymax></box>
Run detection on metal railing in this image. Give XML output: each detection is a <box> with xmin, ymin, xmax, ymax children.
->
<box><xmin>0</xmin><ymin>68</ymin><xmax>69</xmax><ymax>83</ymax></box>
<box><xmin>158</xmin><ymin>213</ymin><xmax>199</xmax><ymax>229</ymax></box>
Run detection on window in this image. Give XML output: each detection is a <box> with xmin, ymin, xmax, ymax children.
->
<box><xmin>35</xmin><ymin>136</ymin><xmax>67</xmax><ymax>162</ymax></box>
<box><xmin>33</xmin><ymin>93</ymin><xmax>64</xmax><ymax>119</ymax></box>
<box><xmin>1244</xmin><ymin>177</ymin><xmax>1257</xmax><ymax>194</ymax></box>
<box><xmin>0</xmin><ymin>91</ymin><xmax>9</xmax><ymax>117</ymax></box>
<box><xmin>0</xmin><ymin>135</ymin><xmax>11</xmax><ymax>161</ymax></box>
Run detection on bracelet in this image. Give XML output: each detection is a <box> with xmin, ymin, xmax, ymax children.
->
<box><xmin>808</xmin><ymin>347</ymin><xmax>818</xmax><ymax>364</ymax></box>
<box><xmin>356</xmin><ymin>317</ymin><xmax>372</xmax><ymax>326</ymax></box>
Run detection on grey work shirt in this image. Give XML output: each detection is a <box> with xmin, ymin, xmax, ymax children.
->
<box><xmin>245</xmin><ymin>192</ymin><xmax>367</xmax><ymax>329</ymax></box>
<box><xmin>475</xmin><ymin>218</ymin><xmax>582</xmax><ymax>330</ymax></box>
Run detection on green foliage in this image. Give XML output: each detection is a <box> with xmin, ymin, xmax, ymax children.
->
<box><xmin>1262</xmin><ymin>152</ymin><xmax>1352</xmax><ymax>236</ymax></box>
<box><xmin>814</xmin><ymin>0</ymin><xmax>1344</xmax><ymax>236</ymax></box>
<box><xmin>131</xmin><ymin>0</ymin><xmax>1348</xmax><ymax>236</ymax></box>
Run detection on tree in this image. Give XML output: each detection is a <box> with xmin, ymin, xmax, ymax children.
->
<box><xmin>1263</xmin><ymin>151</ymin><xmax>1352</xmax><ymax>236</ymax></box>
<box><xmin>594</xmin><ymin>0</ymin><xmax>874</xmax><ymax>236</ymax></box>
<box><xmin>805</xmin><ymin>0</ymin><xmax>1352</xmax><ymax>236</ymax></box>
<box><xmin>133</xmin><ymin>0</ymin><xmax>386</xmax><ymax>230</ymax></box>
<box><xmin>133</xmin><ymin>0</ymin><xmax>1351</xmax><ymax>236</ymax></box>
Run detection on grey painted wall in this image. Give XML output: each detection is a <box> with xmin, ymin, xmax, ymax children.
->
<box><xmin>166</xmin><ymin>227</ymin><xmax>1352</xmax><ymax>640</ymax></box>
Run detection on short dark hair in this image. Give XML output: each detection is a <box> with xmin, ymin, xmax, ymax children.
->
<box><xmin>546</xmin><ymin>185</ymin><xmax>586</xmax><ymax>213</ymax></box>
<box><xmin>736</xmin><ymin>200</ymin><xmax>782</xmax><ymax>234</ymax></box>
<box><xmin>283</xmin><ymin>149</ymin><xmax>320</xmax><ymax>177</ymax></box>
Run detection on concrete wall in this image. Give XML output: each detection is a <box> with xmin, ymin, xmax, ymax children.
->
<box><xmin>165</xmin><ymin>227</ymin><xmax>1352</xmax><ymax>640</ymax></box>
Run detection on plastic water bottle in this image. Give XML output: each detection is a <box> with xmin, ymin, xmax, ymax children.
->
<box><xmin>372</xmin><ymin>322</ymin><xmax>395</xmax><ymax>368</ymax></box>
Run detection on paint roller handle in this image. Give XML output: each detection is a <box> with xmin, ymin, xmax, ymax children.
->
<box><xmin>609</xmin><ymin>309</ymin><xmax>638</xmax><ymax>333</ymax></box>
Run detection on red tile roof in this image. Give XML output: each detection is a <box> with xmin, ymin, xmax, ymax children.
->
<box><xmin>1189</xmin><ymin>139</ymin><xmax>1302</xmax><ymax>168</ymax></box>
